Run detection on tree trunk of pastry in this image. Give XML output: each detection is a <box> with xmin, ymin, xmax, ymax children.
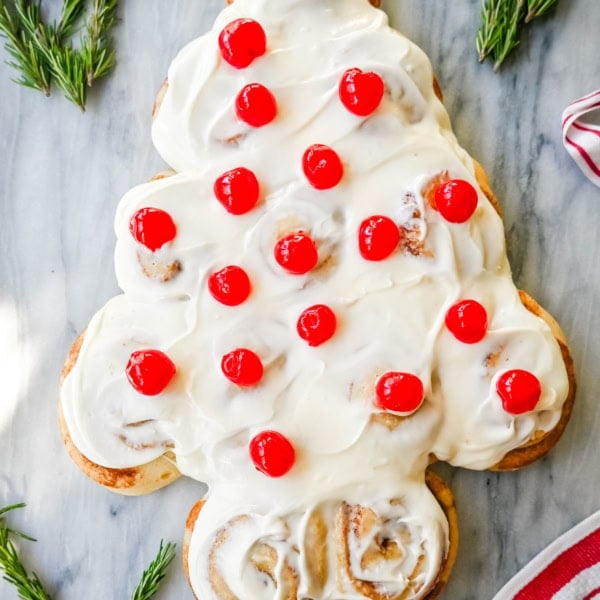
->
<box><xmin>184</xmin><ymin>472</ymin><xmax>457</xmax><ymax>600</ymax></box>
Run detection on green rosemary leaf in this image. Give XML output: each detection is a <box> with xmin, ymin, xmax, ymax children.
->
<box><xmin>131</xmin><ymin>540</ymin><xmax>177</xmax><ymax>600</ymax></box>
<box><xmin>57</xmin><ymin>0</ymin><xmax>86</xmax><ymax>39</ymax></box>
<box><xmin>4</xmin><ymin>528</ymin><xmax>37</xmax><ymax>543</ymax></box>
<box><xmin>526</xmin><ymin>0</ymin><xmax>559</xmax><ymax>23</ymax></box>
<box><xmin>0</xmin><ymin>504</ymin><xmax>27</xmax><ymax>518</ymax></box>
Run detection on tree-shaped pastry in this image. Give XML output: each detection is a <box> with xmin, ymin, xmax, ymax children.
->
<box><xmin>59</xmin><ymin>1</ymin><xmax>575</xmax><ymax>598</ymax></box>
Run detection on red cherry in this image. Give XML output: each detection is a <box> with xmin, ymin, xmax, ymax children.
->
<box><xmin>434</xmin><ymin>179</ymin><xmax>478</xmax><ymax>223</ymax></box>
<box><xmin>297</xmin><ymin>304</ymin><xmax>337</xmax><ymax>347</ymax></box>
<box><xmin>339</xmin><ymin>68</ymin><xmax>385</xmax><ymax>116</ymax></box>
<box><xmin>221</xmin><ymin>348</ymin><xmax>263</xmax><ymax>386</ymax></box>
<box><xmin>274</xmin><ymin>232</ymin><xmax>318</xmax><ymax>275</ymax></box>
<box><xmin>218</xmin><ymin>18</ymin><xmax>266</xmax><ymax>69</ymax></box>
<box><xmin>125</xmin><ymin>349</ymin><xmax>176</xmax><ymax>396</ymax></box>
<box><xmin>445</xmin><ymin>299</ymin><xmax>488</xmax><ymax>344</ymax></box>
<box><xmin>235</xmin><ymin>83</ymin><xmax>277</xmax><ymax>127</ymax></box>
<box><xmin>129</xmin><ymin>208</ymin><xmax>177</xmax><ymax>252</ymax></box>
<box><xmin>208</xmin><ymin>266</ymin><xmax>251</xmax><ymax>306</ymax></box>
<box><xmin>358</xmin><ymin>215</ymin><xmax>400</xmax><ymax>261</ymax></box>
<box><xmin>496</xmin><ymin>370</ymin><xmax>542</xmax><ymax>415</ymax></box>
<box><xmin>249</xmin><ymin>430</ymin><xmax>295</xmax><ymax>477</ymax></box>
<box><xmin>214</xmin><ymin>167</ymin><xmax>260</xmax><ymax>215</ymax></box>
<box><xmin>376</xmin><ymin>372</ymin><xmax>424</xmax><ymax>414</ymax></box>
<box><xmin>302</xmin><ymin>144</ymin><xmax>344</xmax><ymax>190</ymax></box>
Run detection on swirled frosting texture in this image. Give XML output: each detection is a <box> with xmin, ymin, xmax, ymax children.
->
<box><xmin>60</xmin><ymin>0</ymin><xmax>570</xmax><ymax>598</ymax></box>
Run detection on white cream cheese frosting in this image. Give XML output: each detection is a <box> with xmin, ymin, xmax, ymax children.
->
<box><xmin>60</xmin><ymin>0</ymin><xmax>571</xmax><ymax>598</ymax></box>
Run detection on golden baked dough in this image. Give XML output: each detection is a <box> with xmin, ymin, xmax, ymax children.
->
<box><xmin>59</xmin><ymin>1</ymin><xmax>576</xmax><ymax>598</ymax></box>
<box><xmin>59</xmin><ymin>157</ymin><xmax>575</xmax><ymax>598</ymax></box>
<box><xmin>58</xmin><ymin>155</ymin><xmax>575</xmax><ymax>494</ymax></box>
<box><xmin>59</xmin><ymin>333</ymin><xmax>181</xmax><ymax>496</ymax></box>
<box><xmin>181</xmin><ymin>471</ymin><xmax>458</xmax><ymax>600</ymax></box>
<box><xmin>492</xmin><ymin>291</ymin><xmax>576</xmax><ymax>471</ymax></box>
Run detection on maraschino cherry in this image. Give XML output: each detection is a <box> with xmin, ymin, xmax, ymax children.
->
<box><xmin>221</xmin><ymin>348</ymin><xmax>263</xmax><ymax>386</ymax></box>
<box><xmin>376</xmin><ymin>372</ymin><xmax>424</xmax><ymax>414</ymax></box>
<box><xmin>208</xmin><ymin>266</ymin><xmax>251</xmax><ymax>306</ymax></box>
<box><xmin>125</xmin><ymin>349</ymin><xmax>176</xmax><ymax>396</ymax></box>
<box><xmin>218</xmin><ymin>18</ymin><xmax>266</xmax><ymax>69</ymax></box>
<box><xmin>249</xmin><ymin>430</ymin><xmax>295</xmax><ymax>477</ymax></box>
<box><xmin>302</xmin><ymin>144</ymin><xmax>344</xmax><ymax>190</ymax></box>
<box><xmin>214</xmin><ymin>167</ymin><xmax>260</xmax><ymax>215</ymax></box>
<box><xmin>445</xmin><ymin>300</ymin><xmax>488</xmax><ymax>344</ymax></box>
<box><xmin>358</xmin><ymin>215</ymin><xmax>400</xmax><ymax>261</ymax></box>
<box><xmin>129</xmin><ymin>208</ymin><xmax>176</xmax><ymax>252</ymax></box>
<box><xmin>274</xmin><ymin>232</ymin><xmax>318</xmax><ymax>274</ymax></box>
<box><xmin>496</xmin><ymin>370</ymin><xmax>541</xmax><ymax>415</ymax></box>
<box><xmin>235</xmin><ymin>83</ymin><xmax>277</xmax><ymax>127</ymax></box>
<box><xmin>434</xmin><ymin>179</ymin><xmax>478</xmax><ymax>223</ymax></box>
<box><xmin>297</xmin><ymin>304</ymin><xmax>337</xmax><ymax>347</ymax></box>
<box><xmin>339</xmin><ymin>68</ymin><xmax>385</xmax><ymax>116</ymax></box>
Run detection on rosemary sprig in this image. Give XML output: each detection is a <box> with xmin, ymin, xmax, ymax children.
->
<box><xmin>81</xmin><ymin>0</ymin><xmax>118</xmax><ymax>87</ymax></box>
<box><xmin>492</xmin><ymin>0</ymin><xmax>526</xmax><ymax>71</ymax></box>
<box><xmin>477</xmin><ymin>0</ymin><xmax>526</xmax><ymax>69</ymax></box>
<box><xmin>0</xmin><ymin>3</ymin><xmax>51</xmax><ymax>94</ymax></box>
<box><xmin>0</xmin><ymin>0</ymin><xmax>119</xmax><ymax>109</ymax></box>
<box><xmin>0</xmin><ymin>503</ymin><xmax>52</xmax><ymax>600</ymax></box>
<box><xmin>477</xmin><ymin>0</ymin><xmax>560</xmax><ymax>70</ymax></box>
<box><xmin>0</xmin><ymin>504</ymin><xmax>37</xmax><ymax>543</ymax></box>
<box><xmin>131</xmin><ymin>540</ymin><xmax>177</xmax><ymax>600</ymax></box>
<box><xmin>476</xmin><ymin>0</ymin><xmax>505</xmax><ymax>63</ymax></box>
<box><xmin>42</xmin><ymin>42</ymin><xmax>87</xmax><ymax>109</ymax></box>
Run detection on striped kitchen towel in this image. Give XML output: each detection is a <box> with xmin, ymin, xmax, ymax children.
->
<box><xmin>493</xmin><ymin>510</ymin><xmax>600</xmax><ymax>599</ymax></box>
<box><xmin>562</xmin><ymin>90</ymin><xmax>600</xmax><ymax>187</ymax></box>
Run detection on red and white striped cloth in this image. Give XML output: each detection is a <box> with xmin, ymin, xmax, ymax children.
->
<box><xmin>562</xmin><ymin>90</ymin><xmax>600</xmax><ymax>187</ymax></box>
<box><xmin>493</xmin><ymin>510</ymin><xmax>600</xmax><ymax>600</ymax></box>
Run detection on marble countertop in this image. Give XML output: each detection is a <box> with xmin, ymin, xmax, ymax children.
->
<box><xmin>1</xmin><ymin>1</ymin><xmax>599</xmax><ymax>598</ymax></box>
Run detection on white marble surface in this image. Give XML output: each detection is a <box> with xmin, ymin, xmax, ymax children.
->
<box><xmin>1</xmin><ymin>1</ymin><xmax>599</xmax><ymax>598</ymax></box>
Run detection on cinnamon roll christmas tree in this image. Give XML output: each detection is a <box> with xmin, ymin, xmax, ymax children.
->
<box><xmin>59</xmin><ymin>1</ymin><xmax>575</xmax><ymax>598</ymax></box>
